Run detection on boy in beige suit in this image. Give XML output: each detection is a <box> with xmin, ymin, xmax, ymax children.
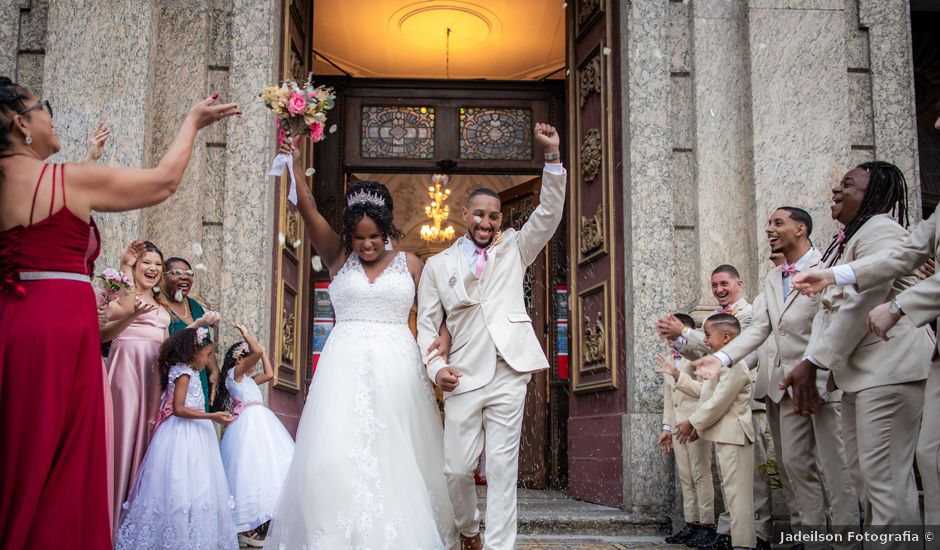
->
<box><xmin>676</xmin><ymin>314</ymin><xmax>755</xmax><ymax>550</ymax></box>
<box><xmin>657</xmin><ymin>313</ymin><xmax>716</xmax><ymax>546</ymax></box>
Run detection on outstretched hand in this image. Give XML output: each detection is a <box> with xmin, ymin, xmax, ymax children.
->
<box><xmin>791</xmin><ymin>268</ymin><xmax>836</xmax><ymax>297</ymax></box>
<box><xmin>692</xmin><ymin>355</ymin><xmax>723</xmax><ymax>381</ymax></box>
<box><xmin>86</xmin><ymin>122</ymin><xmax>110</xmax><ymax>163</ymax></box>
<box><xmin>655</xmin><ymin>314</ymin><xmax>686</xmax><ymax>341</ymax></box>
<box><xmin>654</xmin><ymin>353</ymin><xmax>680</xmax><ymax>380</ymax></box>
<box><xmin>120</xmin><ymin>240</ymin><xmax>147</xmax><ymax>269</ymax></box>
<box><xmin>188</xmin><ymin>93</ymin><xmax>240</xmax><ymax>130</ymax></box>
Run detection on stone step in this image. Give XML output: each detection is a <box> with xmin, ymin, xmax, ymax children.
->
<box><xmin>479</xmin><ymin>488</ymin><xmax>671</xmax><ymax>537</ymax></box>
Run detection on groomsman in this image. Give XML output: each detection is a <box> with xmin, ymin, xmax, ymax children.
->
<box><xmin>794</xmin><ymin>206</ymin><xmax>940</xmax><ymax>524</ymax></box>
<box><xmin>733</xmin><ymin>162</ymin><xmax>933</xmax><ymax>534</ymax></box>
<box><xmin>693</xmin><ymin>208</ymin><xmax>858</xmax><ymax>547</ymax></box>
<box><xmin>657</xmin><ymin>266</ymin><xmax>772</xmax><ymax>550</ymax></box>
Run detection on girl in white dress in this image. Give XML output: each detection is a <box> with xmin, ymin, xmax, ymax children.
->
<box><xmin>265</xmin><ymin>138</ymin><xmax>457</xmax><ymax>549</ymax></box>
<box><xmin>216</xmin><ymin>322</ymin><xmax>295</xmax><ymax>545</ymax></box>
<box><xmin>114</xmin><ymin>327</ymin><xmax>238</xmax><ymax>550</ymax></box>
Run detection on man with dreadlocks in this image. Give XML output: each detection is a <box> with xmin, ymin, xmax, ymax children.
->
<box><xmin>778</xmin><ymin>161</ymin><xmax>933</xmax><ymax>531</ymax></box>
<box><xmin>793</xmin><ymin>206</ymin><xmax>940</xmax><ymax>526</ymax></box>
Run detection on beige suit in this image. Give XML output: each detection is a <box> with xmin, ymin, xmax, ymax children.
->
<box><xmin>844</xmin><ymin>210</ymin><xmax>940</xmax><ymax>524</ymax></box>
<box><xmin>720</xmin><ymin>250</ymin><xmax>858</xmax><ymax>543</ymax></box>
<box><xmin>689</xmin><ymin>362</ymin><xmax>754</xmax><ymax>548</ymax></box>
<box><xmin>663</xmin><ymin>358</ymin><xmax>715</xmax><ymax>525</ymax></box>
<box><xmin>677</xmin><ymin>299</ymin><xmax>771</xmax><ymax>540</ymax></box>
<box><xmin>417</xmin><ymin>168</ymin><xmax>566</xmax><ymax>550</ymax></box>
<box><xmin>804</xmin><ymin>214</ymin><xmax>932</xmax><ymax>527</ymax></box>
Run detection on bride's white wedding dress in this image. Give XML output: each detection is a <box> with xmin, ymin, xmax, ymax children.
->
<box><xmin>266</xmin><ymin>251</ymin><xmax>457</xmax><ymax>550</ymax></box>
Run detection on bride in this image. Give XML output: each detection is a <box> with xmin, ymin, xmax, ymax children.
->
<box><xmin>265</xmin><ymin>137</ymin><xmax>458</xmax><ymax>550</ymax></box>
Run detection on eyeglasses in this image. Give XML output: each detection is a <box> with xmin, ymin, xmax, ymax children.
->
<box><xmin>19</xmin><ymin>99</ymin><xmax>53</xmax><ymax>118</ymax></box>
<box><xmin>167</xmin><ymin>269</ymin><xmax>195</xmax><ymax>278</ymax></box>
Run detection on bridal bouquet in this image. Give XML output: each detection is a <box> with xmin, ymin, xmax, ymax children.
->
<box><xmin>95</xmin><ymin>268</ymin><xmax>133</xmax><ymax>307</ymax></box>
<box><xmin>261</xmin><ymin>75</ymin><xmax>336</xmax><ymax>205</ymax></box>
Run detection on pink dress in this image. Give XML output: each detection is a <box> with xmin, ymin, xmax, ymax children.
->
<box><xmin>106</xmin><ymin>305</ymin><xmax>170</xmax><ymax>524</ymax></box>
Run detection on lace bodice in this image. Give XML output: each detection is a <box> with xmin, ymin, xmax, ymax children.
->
<box><xmin>226</xmin><ymin>368</ymin><xmax>263</xmax><ymax>405</ymax></box>
<box><xmin>329</xmin><ymin>252</ymin><xmax>414</xmax><ymax>324</ymax></box>
<box><xmin>167</xmin><ymin>364</ymin><xmax>205</xmax><ymax>410</ymax></box>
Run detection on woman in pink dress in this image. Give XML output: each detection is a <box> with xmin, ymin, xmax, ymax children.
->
<box><xmin>0</xmin><ymin>76</ymin><xmax>239</xmax><ymax>549</ymax></box>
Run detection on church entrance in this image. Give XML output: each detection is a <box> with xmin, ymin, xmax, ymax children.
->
<box><xmin>268</xmin><ymin>0</ymin><xmax>627</xmax><ymax>503</ymax></box>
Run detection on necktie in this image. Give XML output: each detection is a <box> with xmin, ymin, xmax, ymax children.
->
<box><xmin>474</xmin><ymin>247</ymin><xmax>488</xmax><ymax>278</ymax></box>
<box><xmin>781</xmin><ymin>264</ymin><xmax>799</xmax><ymax>278</ymax></box>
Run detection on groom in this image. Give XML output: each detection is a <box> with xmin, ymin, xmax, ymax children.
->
<box><xmin>417</xmin><ymin>123</ymin><xmax>566</xmax><ymax>550</ymax></box>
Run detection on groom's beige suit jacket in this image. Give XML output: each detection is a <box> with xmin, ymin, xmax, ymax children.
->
<box><xmin>416</xmin><ymin>169</ymin><xmax>567</xmax><ymax>398</ymax></box>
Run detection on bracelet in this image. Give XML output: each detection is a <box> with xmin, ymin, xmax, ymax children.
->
<box><xmin>544</xmin><ymin>151</ymin><xmax>560</xmax><ymax>161</ymax></box>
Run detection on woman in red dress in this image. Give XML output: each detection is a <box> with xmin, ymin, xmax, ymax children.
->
<box><xmin>0</xmin><ymin>77</ymin><xmax>239</xmax><ymax>549</ymax></box>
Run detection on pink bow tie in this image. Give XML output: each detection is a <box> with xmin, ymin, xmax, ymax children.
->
<box><xmin>781</xmin><ymin>264</ymin><xmax>799</xmax><ymax>277</ymax></box>
<box><xmin>474</xmin><ymin>247</ymin><xmax>488</xmax><ymax>278</ymax></box>
<box><xmin>835</xmin><ymin>227</ymin><xmax>846</xmax><ymax>245</ymax></box>
<box><xmin>717</xmin><ymin>305</ymin><xmax>734</xmax><ymax>315</ymax></box>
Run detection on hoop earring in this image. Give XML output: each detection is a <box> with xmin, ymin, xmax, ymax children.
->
<box><xmin>25</xmin><ymin>135</ymin><xmax>32</xmax><ymax>145</ymax></box>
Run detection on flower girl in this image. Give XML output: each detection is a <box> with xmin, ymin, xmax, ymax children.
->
<box><xmin>114</xmin><ymin>327</ymin><xmax>238</xmax><ymax>550</ymax></box>
<box><xmin>217</xmin><ymin>322</ymin><xmax>295</xmax><ymax>546</ymax></box>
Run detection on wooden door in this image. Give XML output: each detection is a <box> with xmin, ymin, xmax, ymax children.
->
<box><xmin>500</xmin><ymin>178</ymin><xmax>550</xmax><ymax>489</ymax></box>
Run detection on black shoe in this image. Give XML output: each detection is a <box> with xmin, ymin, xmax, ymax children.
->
<box><xmin>755</xmin><ymin>537</ymin><xmax>771</xmax><ymax>550</ymax></box>
<box><xmin>685</xmin><ymin>526</ymin><xmax>717</xmax><ymax>548</ymax></box>
<box><xmin>698</xmin><ymin>533</ymin><xmax>733</xmax><ymax>550</ymax></box>
<box><xmin>666</xmin><ymin>524</ymin><xmax>698</xmax><ymax>544</ymax></box>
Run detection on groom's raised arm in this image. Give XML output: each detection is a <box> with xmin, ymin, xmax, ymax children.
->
<box><xmin>517</xmin><ymin>123</ymin><xmax>567</xmax><ymax>266</ymax></box>
<box><xmin>417</xmin><ymin>260</ymin><xmax>447</xmax><ymax>382</ymax></box>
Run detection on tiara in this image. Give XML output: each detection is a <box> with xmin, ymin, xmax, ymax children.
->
<box><xmin>347</xmin><ymin>190</ymin><xmax>386</xmax><ymax>209</ymax></box>
<box><xmin>231</xmin><ymin>342</ymin><xmax>250</xmax><ymax>359</ymax></box>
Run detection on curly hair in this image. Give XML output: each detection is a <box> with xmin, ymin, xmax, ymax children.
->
<box><xmin>341</xmin><ymin>181</ymin><xmax>403</xmax><ymax>252</ymax></box>
<box><xmin>157</xmin><ymin>328</ymin><xmax>213</xmax><ymax>390</ymax></box>
<box><xmin>0</xmin><ymin>77</ymin><xmax>32</xmax><ymax>183</ymax></box>
<box><xmin>210</xmin><ymin>341</ymin><xmax>251</xmax><ymax>413</ymax></box>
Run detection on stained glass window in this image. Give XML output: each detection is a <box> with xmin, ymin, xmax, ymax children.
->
<box><xmin>459</xmin><ymin>108</ymin><xmax>532</xmax><ymax>160</ymax></box>
<box><xmin>361</xmin><ymin>106</ymin><xmax>435</xmax><ymax>159</ymax></box>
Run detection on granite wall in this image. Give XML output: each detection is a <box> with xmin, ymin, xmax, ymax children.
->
<box><xmin>620</xmin><ymin>0</ymin><xmax>920</xmax><ymax>519</ymax></box>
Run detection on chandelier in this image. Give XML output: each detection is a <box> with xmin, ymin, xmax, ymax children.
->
<box><xmin>420</xmin><ymin>174</ymin><xmax>456</xmax><ymax>243</ymax></box>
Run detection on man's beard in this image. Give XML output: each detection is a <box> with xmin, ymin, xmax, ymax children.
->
<box><xmin>173</xmin><ymin>289</ymin><xmax>184</xmax><ymax>303</ymax></box>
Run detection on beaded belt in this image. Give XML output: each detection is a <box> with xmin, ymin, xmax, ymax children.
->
<box><xmin>336</xmin><ymin>318</ymin><xmax>407</xmax><ymax>325</ymax></box>
<box><xmin>19</xmin><ymin>271</ymin><xmax>91</xmax><ymax>283</ymax></box>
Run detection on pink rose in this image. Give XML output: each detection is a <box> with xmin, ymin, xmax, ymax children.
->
<box><xmin>287</xmin><ymin>92</ymin><xmax>306</xmax><ymax>116</ymax></box>
<box><xmin>310</xmin><ymin>121</ymin><xmax>324</xmax><ymax>142</ymax></box>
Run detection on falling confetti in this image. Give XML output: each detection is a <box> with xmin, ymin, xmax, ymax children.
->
<box><xmin>602</xmin><ymin>47</ymin><xmax>611</xmax><ymax>56</ymax></box>
<box><xmin>312</xmin><ymin>255</ymin><xmax>323</xmax><ymax>271</ymax></box>
<box><xmin>191</xmin><ymin>242</ymin><xmax>203</xmax><ymax>257</ymax></box>
<box><xmin>328</xmin><ymin>124</ymin><xmax>337</xmax><ymax>134</ymax></box>
<box><xmin>305</xmin><ymin>167</ymin><xmax>315</xmax><ymax>177</ymax></box>
<box><xmin>293</xmin><ymin>239</ymin><xmax>302</xmax><ymax>249</ymax></box>
<box><xmin>194</xmin><ymin>263</ymin><xmax>207</xmax><ymax>272</ymax></box>
<box><xmin>758</xmin><ymin>43</ymin><xmax>767</xmax><ymax>50</ymax></box>
<box><xmin>473</xmin><ymin>215</ymin><xmax>483</xmax><ymax>224</ymax></box>
<box><xmin>278</xmin><ymin>233</ymin><xmax>286</xmax><ymax>247</ymax></box>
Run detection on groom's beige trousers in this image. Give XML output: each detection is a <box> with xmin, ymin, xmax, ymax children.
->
<box><xmin>443</xmin><ymin>358</ymin><xmax>531</xmax><ymax>550</ymax></box>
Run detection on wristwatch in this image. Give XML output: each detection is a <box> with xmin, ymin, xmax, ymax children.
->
<box><xmin>889</xmin><ymin>300</ymin><xmax>905</xmax><ymax>316</ymax></box>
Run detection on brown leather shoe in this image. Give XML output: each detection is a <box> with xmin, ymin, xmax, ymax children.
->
<box><xmin>460</xmin><ymin>533</ymin><xmax>483</xmax><ymax>550</ymax></box>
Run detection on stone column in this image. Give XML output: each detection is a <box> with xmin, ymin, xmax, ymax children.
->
<box><xmin>746</xmin><ymin>0</ymin><xmax>851</xmax><ymax>281</ymax></box>
<box><xmin>42</xmin><ymin>0</ymin><xmax>155</xmax><ymax>269</ymax></box>
<box><xmin>691</xmin><ymin>0</ymin><xmax>758</xmax><ymax>295</ymax></box>
<box><xmin>0</xmin><ymin>1</ymin><xmax>20</xmax><ymax>77</ymax></box>
<box><xmin>859</xmin><ymin>0</ymin><xmax>921</xmax><ymax>220</ymax></box>
<box><xmin>218</xmin><ymin>0</ymin><xmax>278</xmax><ymax>351</ymax></box>
<box><xmin>621</xmin><ymin>0</ymin><xmax>677</xmax><ymax>515</ymax></box>
<box><xmin>140</xmin><ymin>1</ymin><xmax>210</xmax><ymax>269</ymax></box>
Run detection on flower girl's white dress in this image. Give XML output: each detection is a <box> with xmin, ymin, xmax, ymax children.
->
<box><xmin>219</xmin><ymin>368</ymin><xmax>295</xmax><ymax>531</ymax></box>
<box><xmin>266</xmin><ymin>252</ymin><xmax>458</xmax><ymax>550</ymax></box>
<box><xmin>114</xmin><ymin>364</ymin><xmax>238</xmax><ymax>550</ymax></box>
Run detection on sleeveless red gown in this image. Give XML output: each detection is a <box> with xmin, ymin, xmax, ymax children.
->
<box><xmin>0</xmin><ymin>164</ymin><xmax>111</xmax><ymax>549</ymax></box>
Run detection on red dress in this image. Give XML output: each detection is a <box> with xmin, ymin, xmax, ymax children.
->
<box><xmin>0</xmin><ymin>164</ymin><xmax>111</xmax><ymax>549</ymax></box>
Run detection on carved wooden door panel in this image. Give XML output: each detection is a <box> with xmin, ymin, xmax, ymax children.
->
<box><xmin>565</xmin><ymin>0</ymin><xmax>627</xmax><ymax>506</ymax></box>
<box><xmin>500</xmin><ymin>178</ymin><xmax>549</xmax><ymax>489</ymax></box>
<box><xmin>271</xmin><ymin>0</ymin><xmax>313</xmax><ymax>400</ymax></box>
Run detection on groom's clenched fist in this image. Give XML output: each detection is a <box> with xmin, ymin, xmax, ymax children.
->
<box><xmin>435</xmin><ymin>367</ymin><xmax>463</xmax><ymax>392</ymax></box>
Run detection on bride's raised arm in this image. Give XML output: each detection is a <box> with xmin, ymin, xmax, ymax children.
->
<box><xmin>279</xmin><ymin>137</ymin><xmax>344</xmax><ymax>274</ymax></box>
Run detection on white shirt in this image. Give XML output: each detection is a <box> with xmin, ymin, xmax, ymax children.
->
<box><xmin>782</xmin><ymin>248</ymin><xmax>816</xmax><ymax>298</ymax></box>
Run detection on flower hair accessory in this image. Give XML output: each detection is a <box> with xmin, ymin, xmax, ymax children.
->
<box><xmin>194</xmin><ymin>327</ymin><xmax>209</xmax><ymax>345</ymax></box>
<box><xmin>347</xmin><ymin>189</ymin><xmax>386</xmax><ymax>209</ymax></box>
<box><xmin>231</xmin><ymin>342</ymin><xmax>250</xmax><ymax>359</ymax></box>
